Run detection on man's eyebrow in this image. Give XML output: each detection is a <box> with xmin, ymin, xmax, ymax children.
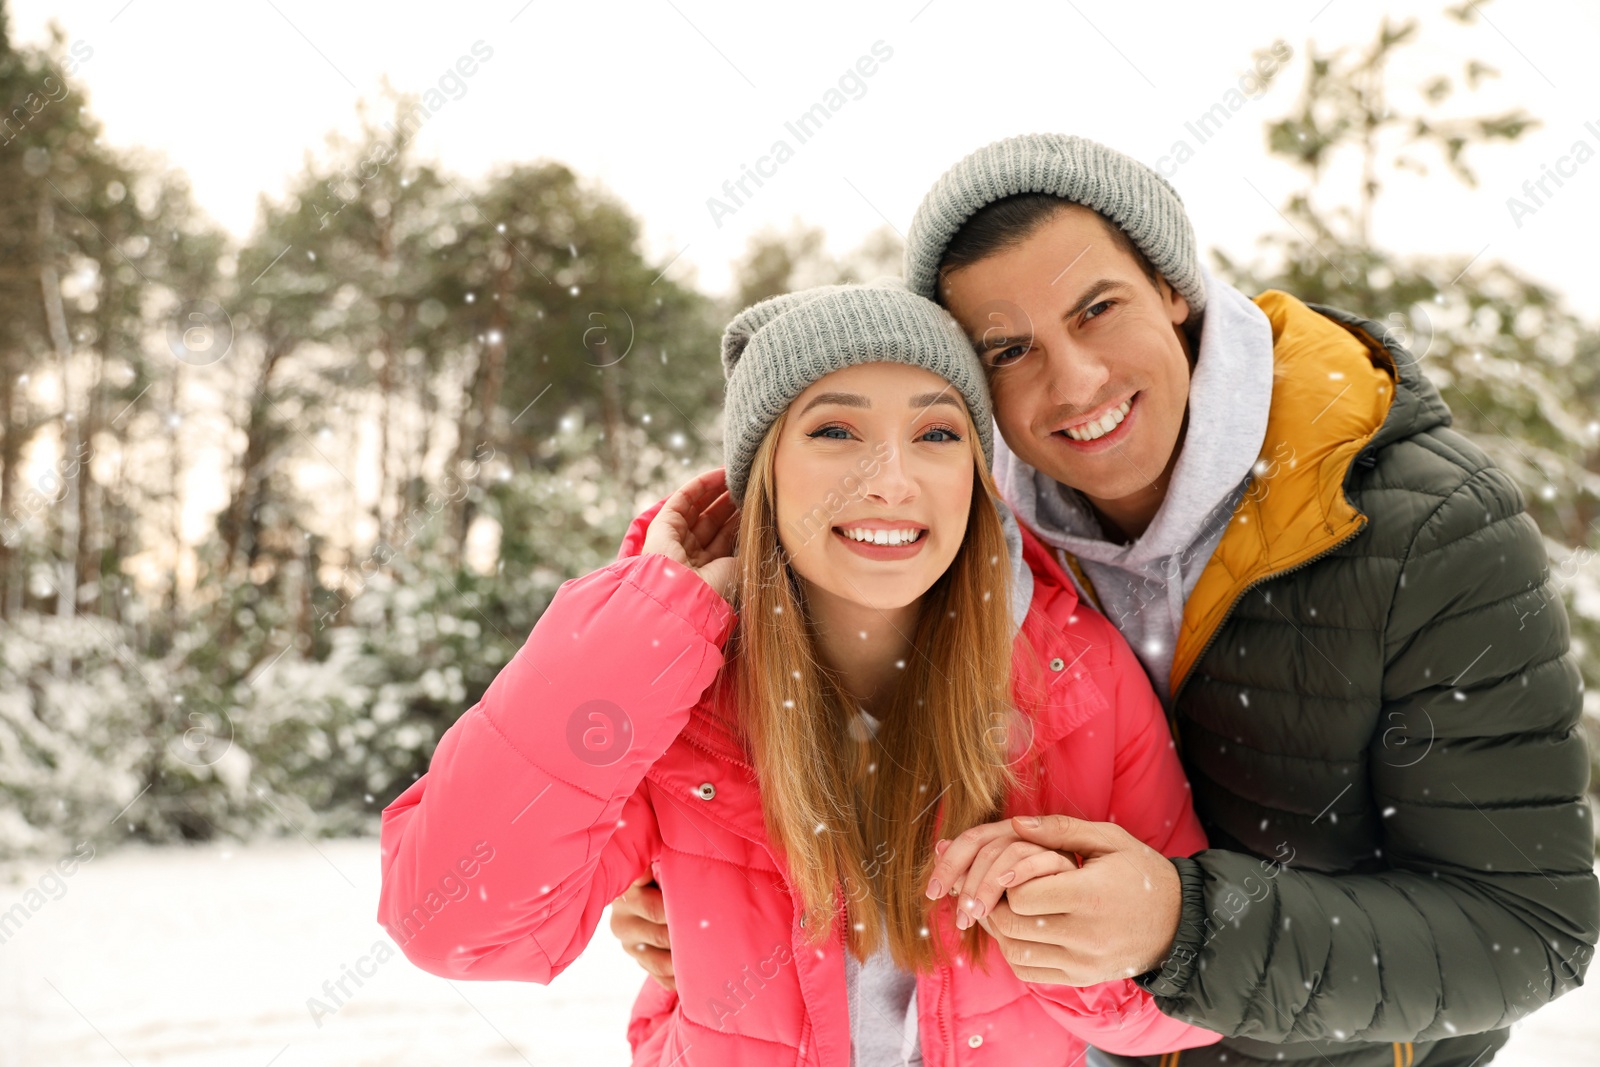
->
<box><xmin>1063</xmin><ymin>278</ymin><xmax>1132</xmax><ymax>321</ymax></box>
<box><xmin>969</xmin><ymin>277</ymin><xmax>1133</xmax><ymax>354</ymax></box>
<box><xmin>798</xmin><ymin>390</ymin><xmax>964</xmax><ymax>415</ymax></box>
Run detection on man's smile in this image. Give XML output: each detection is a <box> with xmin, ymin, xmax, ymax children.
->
<box><xmin>1048</xmin><ymin>392</ymin><xmax>1140</xmax><ymax>451</ymax></box>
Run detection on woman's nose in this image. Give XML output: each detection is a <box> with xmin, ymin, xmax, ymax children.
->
<box><xmin>860</xmin><ymin>445</ymin><xmax>916</xmax><ymax>506</ymax></box>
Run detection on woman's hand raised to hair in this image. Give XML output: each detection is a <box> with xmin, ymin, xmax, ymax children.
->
<box><xmin>641</xmin><ymin>467</ymin><xmax>741</xmax><ymax>603</ymax></box>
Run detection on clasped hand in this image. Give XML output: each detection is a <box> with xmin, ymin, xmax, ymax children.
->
<box><xmin>925</xmin><ymin>814</ymin><xmax>1183</xmax><ymax>986</ymax></box>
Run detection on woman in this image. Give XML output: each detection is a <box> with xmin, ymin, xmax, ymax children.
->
<box><xmin>376</xmin><ymin>281</ymin><xmax>1219</xmax><ymax>1065</ymax></box>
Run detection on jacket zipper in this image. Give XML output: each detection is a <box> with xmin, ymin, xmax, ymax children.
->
<box><xmin>674</xmin><ymin>717</ymin><xmax>752</xmax><ymax>771</ymax></box>
<box><xmin>678</xmin><ymin>726</ymin><xmax>858</xmax><ymax>1066</ymax></box>
<box><xmin>938</xmin><ymin>964</ymin><xmax>951</xmax><ymax>1066</ymax></box>
<box><xmin>672</xmin><ymin>704</ymin><xmax>986</xmax><ymax>1065</ymax></box>
<box><xmin>1170</xmin><ymin>516</ymin><xmax>1368</xmax><ymax>706</ymax></box>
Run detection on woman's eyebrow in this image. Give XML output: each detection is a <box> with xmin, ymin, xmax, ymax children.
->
<box><xmin>909</xmin><ymin>391</ymin><xmax>962</xmax><ymax>411</ymax></box>
<box><xmin>799</xmin><ymin>390</ymin><xmax>963</xmax><ymax>416</ymax></box>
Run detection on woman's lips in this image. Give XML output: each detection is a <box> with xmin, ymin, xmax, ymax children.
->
<box><xmin>832</xmin><ymin>527</ymin><xmax>928</xmax><ymax>560</ymax></box>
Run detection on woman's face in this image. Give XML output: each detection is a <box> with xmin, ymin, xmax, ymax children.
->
<box><xmin>772</xmin><ymin>362</ymin><xmax>976</xmax><ymax>612</ymax></box>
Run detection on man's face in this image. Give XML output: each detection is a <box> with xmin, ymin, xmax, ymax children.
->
<box><xmin>939</xmin><ymin>206</ymin><xmax>1192</xmax><ymax>515</ymax></box>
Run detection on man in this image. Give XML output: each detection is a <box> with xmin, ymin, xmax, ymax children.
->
<box><xmin>611</xmin><ymin>133</ymin><xmax>1598</xmax><ymax>1066</ymax></box>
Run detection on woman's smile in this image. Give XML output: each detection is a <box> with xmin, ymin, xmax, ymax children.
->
<box><xmin>831</xmin><ymin>520</ymin><xmax>930</xmax><ymax>560</ymax></box>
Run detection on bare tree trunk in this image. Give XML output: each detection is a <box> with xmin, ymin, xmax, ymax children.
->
<box><xmin>104</xmin><ymin>426</ymin><xmax>132</xmax><ymax>626</ymax></box>
<box><xmin>449</xmin><ymin>343</ymin><xmax>484</xmax><ymax>566</ymax></box>
<box><xmin>450</xmin><ymin>245</ymin><xmax>511</xmax><ymax>560</ymax></box>
<box><xmin>38</xmin><ymin>196</ymin><xmax>79</xmax><ymax>674</ymax></box>
<box><xmin>412</xmin><ymin>346</ymin><xmax>434</xmax><ymax>516</ymax></box>
<box><xmin>395</xmin><ymin>305</ymin><xmax>421</xmax><ymax>529</ymax></box>
<box><xmin>165</xmin><ymin>364</ymin><xmax>184</xmax><ymax>631</ymax></box>
<box><xmin>375</xmin><ymin>335</ymin><xmax>394</xmax><ymax>550</ymax></box>
<box><xmin>297</xmin><ymin>530</ymin><xmax>318</xmax><ymax>644</ymax></box>
<box><xmin>372</xmin><ymin>207</ymin><xmax>399</xmax><ymax>554</ymax></box>
<box><xmin>220</xmin><ymin>340</ymin><xmax>289</xmax><ymax>581</ymax></box>
<box><xmin>73</xmin><ymin>365</ymin><xmax>104</xmax><ymax>620</ymax></box>
<box><xmin>77</xmin><ymin>277</ymin><xmax>118</xmax><ymax>621</ymax></box>
<box><xmin>598</xmin><ymin>360</ymin><xmax>625</xmax><ymax>479</ymax></box>
<box><xmin>0</xmin><ymin>368</ymin><xmax>21</xmax><ymax>621</ymax></box>
<box><xmin>400</xmin><ymin>317</ymin><xmax>444</xmax><ymax>553</ymax></box>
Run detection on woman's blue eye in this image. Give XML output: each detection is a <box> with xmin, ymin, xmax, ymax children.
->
<box><xmin>1083</xmin><ymin>299</ymin><xmax>1114</xmax><ymax>321</ymax></box>
<box><xmin>806</xmin><ymin>425</ymin><xmax>953</xmax><ymax>441</ymax></box>
<box><xmin>921</xmin><ymin>427</ymin><xmax>962</xmax><ymax>443</ymax></box>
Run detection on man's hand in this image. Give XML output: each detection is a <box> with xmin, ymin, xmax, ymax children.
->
<box><xmin>926</xmin><ymin>814</ymin><xmax>1183</xmax><ymax>985</ymax></box>
<box><xmin>609</xmin><ymin>874</ymin><xmax>675</xmax><ymax>992</ymax></box>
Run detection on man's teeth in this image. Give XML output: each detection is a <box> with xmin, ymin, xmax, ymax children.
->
<box><xmin>839</xmin><ymin>527</ymin><xmax>924</xmax><ymax>546</ymax></box>
<box><xmin>1062</xmin><ymin>398</ymin><xmax>1133</xmax><ymax>441</ymax></box>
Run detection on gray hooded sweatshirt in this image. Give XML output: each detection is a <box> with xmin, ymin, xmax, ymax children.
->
<box><xmin>992</xmin><ymin>265</ymin><xmax>1276</xmax><ymax>705</ymax></box>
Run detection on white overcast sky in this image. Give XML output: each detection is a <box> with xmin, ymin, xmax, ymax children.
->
<box><xmin>10</xmin><ymin>0</ymin><xmax>1600</xmax><ymax>315</ymax></box>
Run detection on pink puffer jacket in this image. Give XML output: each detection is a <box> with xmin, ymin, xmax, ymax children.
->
<box><xmin>377</xmin><ymin>501</ymin><xmax>1221</xmax><ymax>1065</ymax></box>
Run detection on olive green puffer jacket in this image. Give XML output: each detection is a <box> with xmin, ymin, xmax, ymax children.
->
<box><xmin>1103</xmin><ymin>292</ymin><xmax>1597</xmax><ymax>1067</ymax></box>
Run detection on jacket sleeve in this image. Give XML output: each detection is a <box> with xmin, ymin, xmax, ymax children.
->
<box><xmin>1026</xmin><ymin>617</ymin><xmax>1222</xmax><ymax>1054</ymax></box>
<box><xmin>376</xmin><ymin>551</ymin><xmax>735</xmax><ymax>982</ymax></box>
<box><xmin>1027</xmin><ymin>977</ymin><xmax>1223</xmax><ymax>1054</ymax></box>
<box><xmin>1138</xmin><ymin>465</ymin><xmax>1599</xmax><ymax>1042</ymax></box>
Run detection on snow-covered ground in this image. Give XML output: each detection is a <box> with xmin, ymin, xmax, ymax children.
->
<box><xmin>1</xmin><ymin>837</ymin><xmax>1595</xmax><ymax>1065</ymax></box>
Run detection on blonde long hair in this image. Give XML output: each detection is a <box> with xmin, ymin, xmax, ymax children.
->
<box><xmin>724</xmin><ymin>404</ymin><xmax>1041</xmax><ymax>972</ymax></box>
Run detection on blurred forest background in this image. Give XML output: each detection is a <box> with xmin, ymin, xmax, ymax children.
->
<box><xmin>1</xmin><ymin>3</ymin><xmax>1596</xmax><ymax>859</ymax></box>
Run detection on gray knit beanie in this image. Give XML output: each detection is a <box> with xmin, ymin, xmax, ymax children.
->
<box><xmin>720</xmin><ymin>279</ymin><xmax>991</xmax><ymax>506</ymax></box>
<box><xmin>903</xmin><ymin>132</ymin><xmax>1206</xmax><ymax>317</ymax></box>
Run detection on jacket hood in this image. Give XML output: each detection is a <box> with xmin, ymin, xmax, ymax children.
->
<box><xmin>1305</xmin><ymin>300</ymin><xmax>1453</xmax><ymax>451</ymax></box>
<box><xmin>1166</xmin><ymin>288</ymin><xmax>1435</xmax><ymax>693</ymax></box>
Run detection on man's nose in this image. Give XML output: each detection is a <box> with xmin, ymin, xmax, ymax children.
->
<box><xmin>1040</xmin><ymin>334</ymin><xmax>1112</xmax><ymax>410</ymax></box>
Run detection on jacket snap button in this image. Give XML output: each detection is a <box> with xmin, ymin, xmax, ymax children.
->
<box><xmin>967</xmin><ymin>1033</ymin><xmax>983</xmax><ymax>1047</ymax></box>
<box><xmin>696</xmin><ymin>782</ymin><xmax>716</xmax><ymax>800</ymax></box>
<box><xmin>1049</xmin><ymin>657</ymin><xmax>1065</xmax><ymax>671</ymax></box>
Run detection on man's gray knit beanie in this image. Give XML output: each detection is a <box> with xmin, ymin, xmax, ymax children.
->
<box><xmin>903</xmin><ymin>132</ymin><xmax>1207</xmax><ymax>317</ymax></box>
<box><xmin>720</xmin><ymin>279</ymin><xmax>991</xmax><ymax>506</ymax></box>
